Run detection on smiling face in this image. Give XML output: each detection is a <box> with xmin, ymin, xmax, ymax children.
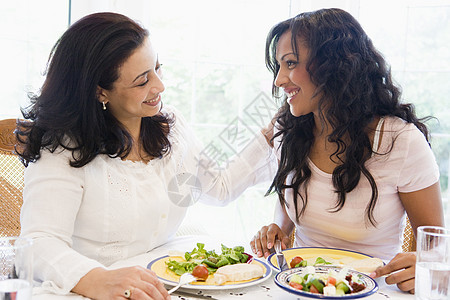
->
<box><xmin>98</xmin><ymin>37</ymin><xmax>164</xmax><ymax>130</ymax></box>
<box><xmin>275</xmin><ymin>31</ymin><xmax>319</xmax><ymax>117</ymax></box>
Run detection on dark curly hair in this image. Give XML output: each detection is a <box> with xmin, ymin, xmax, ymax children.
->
<box><xmin>16</xmin><ymin>12</ymin><xmax>173</xmax><ymax>168</ymax></box>
<box><xmin>266</xmin><ymin>8</ymin><xmax>431</xmax><ymax>226</ymax></box>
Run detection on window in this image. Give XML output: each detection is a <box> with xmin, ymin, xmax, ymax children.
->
<box><xmin>0</xmin><ymin>0</ymin><xmax>68</xmax><ymax>119</ymax></box>
<box><xmin>3</xmin><ymin>0</ymin><xmax>449</xmax><ymax>244</ymax></box>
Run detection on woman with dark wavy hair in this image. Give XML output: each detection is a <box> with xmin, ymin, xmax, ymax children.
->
<box><xmin>250</xmin><ymin>8</ymin><xmax>444</xmax><ymax>293</ymax></box>
<box><xmin>16</xmin><ymin>12</ymin><xmax>276</xmax><ymax>299</ymax></box>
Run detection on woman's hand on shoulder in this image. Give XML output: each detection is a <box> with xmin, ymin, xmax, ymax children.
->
<box><xmin>370</xmin><ymin>252</ymin><xmax>416</xmax><ymax>294</ymax></box>
<box><xmin>261</xmin><ymin>117</ymin><xmax>276</xmax><ymax>147</ymax></box>
<box><xmin>72</xmin><ymin>266</ymin><xmax>170</xmax><ymax>299</ymax></box>
<box><xmin>250</xmin><ymin>223</ymin><xmax>291</xmax><ymax>258</ymax></box>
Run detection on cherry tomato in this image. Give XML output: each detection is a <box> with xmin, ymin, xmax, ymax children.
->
<box><xmin>289</xmin><ymin>281</ymin><xmax>303</xmax><ymax>290</ymax></box>
<box><xmin>290</xmin><ymin>256</ymin><xmax>304</xmax><ymax>268</ymax></box>
<box><xmin>327</xmin><ymin>276</ymin><xmax>337</xmax><ymax>286</ymax></box>
<box><xmin>192</xmin><ymin>265</ymin><xmax>209</xmax><ymax>281</ymax></box>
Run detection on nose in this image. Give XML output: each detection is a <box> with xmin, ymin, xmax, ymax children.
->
<box><xmin>150</xmin><ymin>73</ymin><xmax>165</xmax><ymax>95</ymax></box>
<box><xmin>150</xmin><ymin>86</ymin><xmax>163</xmax><ymax>95</ymax></box>
<box><xmin>274</xmin><ymin>67</ymin><xmax>288</xmax><ymax>88</ymax></box>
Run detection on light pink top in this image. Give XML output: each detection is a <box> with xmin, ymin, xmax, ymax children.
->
<box><xmin>274</xmin><ymin>116</ymin><xmax>439</xmax><ymax>260</ymax></box>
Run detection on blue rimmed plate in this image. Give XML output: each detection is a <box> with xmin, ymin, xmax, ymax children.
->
<box><xmin>147</xmin><ymin>255</ymin><xmax>272</xmax><ymax>290</ymax></box>
<box><xmin>267</xmin><ymin>247</ymin><xmax>379</xmax><ymax>272</ymax></box>
<box><xmin>274</xmin><ymin>265</ymin><xmax>378</xmax><ymax>299</ymax></box>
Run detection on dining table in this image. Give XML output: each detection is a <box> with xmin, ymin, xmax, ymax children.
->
<box><xmin>32</xmin><ymin>235</ymin><xmax>415</xmax><ymax>300</ymax></box>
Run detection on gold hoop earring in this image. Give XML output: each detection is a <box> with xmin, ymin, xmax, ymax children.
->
<box><xmin>102</xmin><ymin>102</ymin><xmax>107</xmax><ymax>111</ymax></box>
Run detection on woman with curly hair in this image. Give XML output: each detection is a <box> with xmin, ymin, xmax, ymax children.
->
<box><xmin>16</xmin><ymin>12</ymin><xmax>276</xmax><ymax>299</ymax></box>
<box><xmin>250</xmin><ymin>8</ymin><xmax>444</xmax><ymax>293</ymax></box>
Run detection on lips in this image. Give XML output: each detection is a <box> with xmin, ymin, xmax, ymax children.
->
<box><xmin>285</xmin><ymin>89</ymin><xmax>299</xmax><ymax>98</ymax></box>
<box><xmin>284</xmin><ymin>88</ymin><xmax>299</xmax><ymax>104</ymax></box>
<box><xmin>143</xmin><ymin>94</ymin><xmax>161</xmax><ymax>107</ymax></box>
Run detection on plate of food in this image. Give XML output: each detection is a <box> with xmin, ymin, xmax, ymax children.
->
<box><xmin>147</xmin><ymin>243</ymin><xmax>272</xmax><ymax>290</ymax></box>
<box><xmin>267</xmin><ymin>247</ymin><xmax>384</xmax><ymax>274</ymax></box>
<box><xmin>274</xmin><ymin>265</ymin><xmax>378</xmax><ymax>299</ymax></box>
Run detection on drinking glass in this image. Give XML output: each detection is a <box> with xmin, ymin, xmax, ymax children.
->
<box><xmin>0</xmin><ymin>237</ymin><xmax>33</xmax><ymax>300</ymax></box>
<box><xmin>415</xmin><ymin>226</ymin><xmax>450</xmax><ymax>300</ymax></box>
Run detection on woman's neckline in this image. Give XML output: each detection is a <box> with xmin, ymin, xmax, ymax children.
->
<box><xmin>308</xmin><ymin>117</ymin><xmax>386</xmax><ymax>176</ymax></box>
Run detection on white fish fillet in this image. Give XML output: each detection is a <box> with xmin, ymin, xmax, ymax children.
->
<box><xmin>214</xmin><ymin>263</ymin><xmax>264</xmax><ymax>285</ymax></box>
<box><xmin>345</xmin><ymin>257</ymin><xmax>384</xmax><ymax>273</ymax></box>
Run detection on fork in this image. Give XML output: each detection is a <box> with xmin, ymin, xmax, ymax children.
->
<box><xmin>274</xmin><ymin>240</ymin><xmax>289</xmax><ymax>271</ymax></box>
<box><xmin>168</xmin><ymin>273</ymin><xmax>196</xmax><ymax>294</ymax></box>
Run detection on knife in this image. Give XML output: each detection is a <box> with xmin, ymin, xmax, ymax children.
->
<box><xmin>172</xmin><ymin>290</ymin><xmax>219</xmax><ymax>299</ymax></box>
<box><xmin>274</xmin><ymin>240</ymin><xmax>289</xmax><ymax>271</ymax></box>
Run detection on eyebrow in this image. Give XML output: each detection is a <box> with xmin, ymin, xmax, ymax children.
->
<box><xmin>132</xmin><ymin>70</ymin><xmax>150</xmax><ymax>83</ymax></box>
<box><xmin>279</xmin><ymin>52</ymin><xmax>296</xmax><ymax>61</ymax></box>
<box><xmin>131</xmin><ymin>56</ymin><xmax>160</xmax><ymax>84</ymax></box>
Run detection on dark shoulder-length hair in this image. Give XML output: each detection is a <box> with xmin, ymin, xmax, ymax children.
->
<box><xmin>266</xmin><ymin>8</ymin><xmax>431</xmax><ymax>226</ymax></box>
<box><xmin>16</xmin><ymin>12</ymin><xmax>173</xmax><ymax>168</ymax></box>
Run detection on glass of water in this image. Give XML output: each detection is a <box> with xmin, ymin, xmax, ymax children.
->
<box><xmin>415</xmin><ymin>226</ymin><xmax>450</xmax><ymax>300</ymax></box>
<box><xmin>0</xmin><ymin>237</ymin><xmax>33</xmax><ymax>300</ymax></box>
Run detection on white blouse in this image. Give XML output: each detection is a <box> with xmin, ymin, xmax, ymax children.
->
<box><xmin>20</xmin><ymin>105</ymin><xmax>277</xmax><ymax>294</ymax></box>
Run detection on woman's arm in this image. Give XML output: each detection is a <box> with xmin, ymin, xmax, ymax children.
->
<box><xmin>401</xmin><ymin>181</ymin><xmax>444</xmax><ymax>235</ymax></box>
<box><xmin>170</xmin><ymin>105</ymin><xmax>278</xmax><ymax>206</ymax></box>
<box><xmin>370</xmin><ymin>121</ymin><xmax>444</xmax><ymax>294</ymax></box>
<box><xmin>371</xmin><ymin>182</ymin><xmax>444</xmax><ymax>293</ymax></box>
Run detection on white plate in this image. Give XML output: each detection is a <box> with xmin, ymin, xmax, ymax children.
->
<box><xmin>275</xmin><ymin>265</ymin><xmax>378</xmax><ymax>299</ymax></box>
<box><xmin>147</xmin><ymin>255</ymin><xmax>272</xmax><ymax>290</ymax></box>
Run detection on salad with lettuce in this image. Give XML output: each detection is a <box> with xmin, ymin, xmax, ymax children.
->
<box><xmin>166</xmin><ymin>243</ymin><xmax>250</xmax><ymax>276</ymax></box>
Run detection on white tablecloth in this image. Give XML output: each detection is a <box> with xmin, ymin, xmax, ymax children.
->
<box><xmin>32</xmin><ymin>236</ymin><xmax>414</xmax><ymax>300</ymax></box>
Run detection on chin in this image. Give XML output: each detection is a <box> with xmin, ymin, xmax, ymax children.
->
<box><xmin>289</xmin><ymin>106</ymin><xmax>303</xmax><ymax>117</ymax></box>
<box><xmin>148</xmin><ymin>101</ymin><xmax>163</xmax><ymax>117</ymax></box>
